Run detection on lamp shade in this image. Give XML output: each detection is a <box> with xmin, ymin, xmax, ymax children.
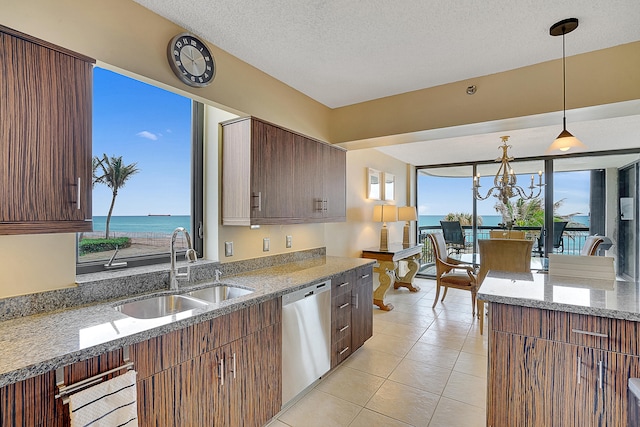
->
<box><xmin>373</xmin><ymin>205</ymin><xmax>397</xmax><ymax>223</ymax></box>
<box><xmin>398</xmin><ymin>206</ymin><xmax>417</xmax><ymax>222</ymax></box>
<box><xmin>546</xmin><ymin>129</ymin><xmax>587</xmax><ymax>154</ymax></box>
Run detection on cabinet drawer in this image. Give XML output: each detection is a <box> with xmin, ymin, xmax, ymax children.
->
<box><xmin>490</xmin><ymin>303</ymin><xmax>640</xmax><ymax>355</ymax></box>
<box><xmin>332</xmin><ymin>273</ymin><xmax>353</xmax><ymax>296</ymax></box>
<box><xmin>355</xmin><ymin>265</ymin><xmax>373</xmax><ymax>286</ymax></box>
<box><xmin>333</xmin><ymin>336</ymin><xmax>352</xmax><ymax>365</ymax></box>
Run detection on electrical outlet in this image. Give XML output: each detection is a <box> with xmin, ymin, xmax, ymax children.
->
<box><xmin>263</xmin><ymin>238</ymin><xmax>270</xmax><ymax>252</ymax></box>
<box><xmin>286</xmin><ymin>235</ymin><xmax>292</xmax><ymax>248</ymax></box>
<box><xmin>225</xmin><ymin>241</ymin><xmax>234</xmax><ymax>257</ymax></box>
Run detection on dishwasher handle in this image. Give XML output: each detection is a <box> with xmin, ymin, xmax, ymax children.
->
<box><xmin>282</xmin><ymin>280</ymin><xmax>331</xmax><ymax>306</ymax></box>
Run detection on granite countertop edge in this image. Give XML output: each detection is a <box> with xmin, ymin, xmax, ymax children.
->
<box><xmin>477</xmin><ymin>292</ymin><xmax>640</xmax><ymax>322</ymax></box>
<box><xmin>0</xmin><ymin>255</ymin><xmax>375</xmax><ymax>388</ymax></box>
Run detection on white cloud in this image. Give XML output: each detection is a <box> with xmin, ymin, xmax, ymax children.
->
<box><xmin>136</xmin><ymin>131</ymin><xmax>159</xmax><ymax>141</ymax></box>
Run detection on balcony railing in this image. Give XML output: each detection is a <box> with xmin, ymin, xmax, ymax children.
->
<box><xmin>417</xmin><ymin>225</ymin><xmax>591</xmax><ymax>276</ymax></box>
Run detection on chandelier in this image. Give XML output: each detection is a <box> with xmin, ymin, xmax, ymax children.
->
<box><xmin>473</xmin><ymin>136</ymin><xmax>544</xmax><ymax>205</ymax></box>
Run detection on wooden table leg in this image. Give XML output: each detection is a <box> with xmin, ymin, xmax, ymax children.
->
<box><xmin>373</xmin><ymin>260</ymin><xmax>396</xmax><ymax>311</ymax></box>
<box><xmin>393</xmin><ymin>253</ymin><xmax>421</xmax><ymax>292</ymax></box>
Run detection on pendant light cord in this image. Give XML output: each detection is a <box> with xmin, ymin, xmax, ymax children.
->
<box><xmin>562</xmin><ymin>27</ymin><xmax>567</xmax><ymax>129</ymax></box>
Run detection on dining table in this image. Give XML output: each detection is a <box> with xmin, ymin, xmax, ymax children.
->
<box><xmin>451</xmin><ymin>252</ymin><xmax>547</xmax><ymax>271</ymax></box>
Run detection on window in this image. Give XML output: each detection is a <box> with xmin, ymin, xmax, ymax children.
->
<box><xmin>77</xmin><ymin>67</ymin><xmax>203</xmax><ymax>273</ymax></box>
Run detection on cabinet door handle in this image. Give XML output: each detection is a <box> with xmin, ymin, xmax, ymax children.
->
<box><xmin>315</xmin><ymin>199</ymin><xmax>323</xmax><ymax>212</ymax></box>
<box><xmin>76</xmin><ymin>177</ymin><xmax>81</xmax><ymax>210</ymax></box>
<box><xmin>339</xmin><ymin>282</ymin><xmax>349</xmax><ymax>287</ymax></box>
<box><xmin>598</xmin><ymin>360</ymin><xmax>603</xmax><ymax>389</ymax></box>
<box><xmin>339</xmin><ymin>302</ymin><xmax>350</xmax><ymax>309</ymax></box>
<box><xmin>571</xmin><ymin>328</ymin><xmax>609</xmax><ymax>338</ymax></box>
<box><xmin>577</xmin><ymin>356</ymin><xmax>581</xmax><ymax>384</ymax></box>
<box><xmin>339</xmin><ymin>346</ymin><xmax>350</xmax><ymax>355</ymax></box>
<box><xmin>218</xmin><ymin>357</ymin><xmax>224</xmax><ymax>386</ymax></box>
<box><xmin>252</xmin><ymin>192</ymin><xmax>262</xmax><ymax>211</ymax></box>
<box><xmin>352</xmin><ymin>293</ymin><xmax>359</xmax><ymax>309</ymax></box>
<box><xmin>323</xmin><ymin>199</ymin><xmax>328</xmax><ymax>212</ymax></box>
<box><xmin>339</xmin><ymin>325</ymin><xmax>350</xmax><ymax>333</ymax></box>
<box><xmin>231</xmin><ymin>352</ymin><xmax>237</xmax><ymax>380</ymax></box>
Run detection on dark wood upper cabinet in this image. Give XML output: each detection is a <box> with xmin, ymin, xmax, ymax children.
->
<box><xmin>222</xmin><ymin>116</ymin><xmax>346</xmax><ymax>226</ymax></box>
<box><xmin>0</xmin><ymin>26</ymin><xmax>94</xmax><ymax>235</ymax></box>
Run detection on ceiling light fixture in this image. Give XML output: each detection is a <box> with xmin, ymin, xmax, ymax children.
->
<box><xmin>547</xmin><ymin>17</ymin><xmax>586</xmax><ymax>154</ymax></box>
<box><xmin>473</xmin><ymin>136</ymin><xmax>544</xmax><ymax>205</ymax></box>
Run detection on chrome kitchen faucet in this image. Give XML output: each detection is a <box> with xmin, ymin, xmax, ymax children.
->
<box><xmin>169</xmin><ymin>227</ymin><xmax>198</xmax><ymax>290</ymax></box>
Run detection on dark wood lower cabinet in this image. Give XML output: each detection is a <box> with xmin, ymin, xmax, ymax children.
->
<box><xmin>488</xmin><ymin>303</ymin><xmax>640</xmax><ymax>427</ymax></box>
<box><xmin>0</xmin><ymin>299</ymin><xmax>281</xmax><ymax>427</ymax></box>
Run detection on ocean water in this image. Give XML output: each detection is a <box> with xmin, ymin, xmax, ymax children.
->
<box><xmin>419</xmin><ymin>214</ymin><xmax>590</xmax><ymax>228</ymax></box>
<box><xmin>92</xmin><ymin>215</ymin><xmax>191</xmax><ymax>234</ymax></box>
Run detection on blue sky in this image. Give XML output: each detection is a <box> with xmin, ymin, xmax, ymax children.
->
<box><xmin>418</xmin><ymin>170</ymin><xmax>591</xmax><ymax>217</ymax></box>
<box><xmin>92</xmin><ymin>68</ymin><xmax>192</xmax><ymax>216</ymax></box>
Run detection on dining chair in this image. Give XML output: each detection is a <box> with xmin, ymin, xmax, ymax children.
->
<box><xmin>427</xmin><ymin>232</ymin><xmax>479</xmax><ymax>316</ymax></box>
<box><xmin>477</xmin><ymin>238</ymin><xmax>534</xmax><ymax>334</ymax></box>
<box><xmin>580</xmin><ymin>235</ymin><xmax>605</xmax><ymax>256</ymax></box>
<box><xmin>489</xmin><ymin>230</ymin><xmax>526</xmax><ymax>239</ymax></box>
<box><xmin>536</xmin><ymin>221</ymin><xmax>568</xmax><ymax>256</ymax></box>
<box><xmin>439</xmin><ymin>221</ymin><xmax>467</xmax><ymax>254</ymax></box>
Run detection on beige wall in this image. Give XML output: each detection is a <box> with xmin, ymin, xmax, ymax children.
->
<box><xmin>325</xmin><ymin>150</ymin><xmax>410</xmax><ymax>258</ymax></box>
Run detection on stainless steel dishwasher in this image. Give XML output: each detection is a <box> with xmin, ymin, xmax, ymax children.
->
<box><xmin>281</xmin><ymin>280</ymin><xmax>331</xmax><ymax>406</ymax></box>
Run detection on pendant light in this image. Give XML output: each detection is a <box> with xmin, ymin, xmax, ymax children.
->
<box><xmin>546</xmin><ymin>18</ymin><xmax>586</xmax><ymax>154</ymax></box>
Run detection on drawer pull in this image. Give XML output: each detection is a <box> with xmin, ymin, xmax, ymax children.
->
<box><xmin>339</xmin><ymin>346</ymin><xmax>350</xmax><ymax>355</ymax></box>
<box><xmin>598</xmin><ymin>360</ymin><xmax>604</xmax><ymax>389</ymax></box>
<box><xmin>571</xmin><ymin>328</ymin><xmax>609</xmax><ymax>338</ymax></box>
<box><xmin>361</xmin><ymin>274</ymin><xmax>370</xmax><ymax>279</ymax></box>
<box><xmin>339</xmin><ymin>302</ymin><xmax>350</xmax><ymax>309</ymax></box>
<box><xmin>339</xmin><ymin>282</ymin><xmax>349</xmax><ymax>287</ymax></box>
<box><xmin>339</xmin><ymin>325</ymin><xmax>350</xmax><ymax>333</ymax></box>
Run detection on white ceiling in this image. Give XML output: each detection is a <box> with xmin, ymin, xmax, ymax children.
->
<box><xmin>134</xmin><ymin>0</ymin><xmax>640</xmax><ymax>165</ymax></box>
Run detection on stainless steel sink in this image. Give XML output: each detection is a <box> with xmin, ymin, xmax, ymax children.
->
<box><xmin>115</xmin><ymin>294</ymin><xmax>208</xmax><ymax>319</ymax></box>
<box><xmin>185</xmin><ymin>285</ymin><xmax>253</xmax><ymax>304</ymax></box>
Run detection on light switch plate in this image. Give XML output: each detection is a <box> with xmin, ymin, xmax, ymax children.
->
<box><xmin>225</xmin><ymin>241</ymin><xmax>233</xmax><ymax>257</ymax></box>
<box><xmin>263</xmin><ymin>238</ymin><xmax>270</xmax><ymax>252</ymax></box>
<box><xmin>286</xmin><ymin>235</ymin><xmax>292</xmax><ymax>248</ymax></box>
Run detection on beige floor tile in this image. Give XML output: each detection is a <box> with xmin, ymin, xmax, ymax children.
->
<box><xmin>278</xmin><ymin>389</ymin><xmax>362</xmax><ymax>427</ymax></box>
<box><xmin>404</xmin><ymin>341</ymin><xmax>460</xmax><ymax>370</ymax></box>
<box><xmin>348</xmin><ymin>408</ymin><xmax>413</xmax><ymax>427</ymax></box>
<box><xmin>428</xmin><ymin>396</ymin><xmax>486</xmax><ymax>427</ymax></box>
<box><xmin>453</xmin><ymin>351</ymin><xmax>487</xmax><ymax>378</ymax></box>
<box><xmin>461</xmin><ymin>335</ymin><xmax>489</xmax><ymax>356</ymax></box>
<box><xmin>265</xmin><ymin>419</ymin><xmax>289</xmax><ymax>427</ymax></box>
<box><xmin>372</xmin><ymin>321</ymin><xmax>427</xmax><ymax>341</ymax></box>
<box><xmin>418</xmin><ymin>329</ymin><xmax>466</xmax><ymax>350</ymax></box>
<box><xmin>365</xmin><ymin>380</ymin><xmax>439</xmax><ymax>426</ymax></box>
<box><xmin>363</xmin><ymin>331</ymin><xmax>419</xmax><ymax>358</ymax></box>
<box><xmin>388</xmin><ymin>357</ymin><xmax>452</xmax><ymax>395</ymax></box>
<box><xmin>373</xmin><ymin>318</ymin><xmax>395</xmax><ymax>335</ymax></box>
<box><xmin>316</xmin><ymin>366</ymin><xmax>385</xmax><ymax>406</ymax></box>
<box><xmin>343</xmin><ymin>346</ymin><xmax>403</xmax><ymax>378</ymax></box>
<box><xmin>442</xmin><ymin>371</ymin><xmax>487</xmax><ymax>409</ymax></box>
<box><xmin>375</xmin><ymin>310</ymin><xmax>435</xmax><ymax>329</ymax></box>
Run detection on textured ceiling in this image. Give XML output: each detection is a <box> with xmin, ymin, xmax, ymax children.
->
<box><xmin>133</xmin><ymin>0</ymin><xmax>640</xmax><ymax>165</ymax></box>
<box><xmin>134</xmin><ymin>0</ymin><xmax>640</xmax><ymax>108</ymax></box>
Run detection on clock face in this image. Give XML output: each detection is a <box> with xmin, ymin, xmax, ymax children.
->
<box><xmin>167</xmin><ymin>33</ymin><xmax>216</xmax><ymax>88</ymax></box>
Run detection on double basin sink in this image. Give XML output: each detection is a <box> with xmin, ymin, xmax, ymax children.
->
<box><xmin>114</xmin><ymin>285</ymin><xmax>254</xmax><ymax>320</ymax></box>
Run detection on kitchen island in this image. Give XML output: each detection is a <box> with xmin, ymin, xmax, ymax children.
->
<box><xmin>0</xmin><ymin>252</ymin><xmax>374</xmax><ymax>426</ymax></box>
<box><xmin>478</xmin><ymin>271</ymin><xmax>640</xmax><ymax>426</ymax></box>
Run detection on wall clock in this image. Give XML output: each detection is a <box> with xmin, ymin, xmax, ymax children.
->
<box><xmin>167</xmin><ymin>33</ymin><xmax>216</xmax><ymax>87</ymax></box>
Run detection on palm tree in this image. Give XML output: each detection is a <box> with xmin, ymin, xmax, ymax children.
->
<box><xmin>93</xmin><ymin>154</ymin><xmax>139</xmax><ymax>239</ymax></box>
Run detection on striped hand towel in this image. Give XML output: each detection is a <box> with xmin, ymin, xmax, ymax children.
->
<box><xmin>69</xmin><ymin>370</ymin><xmax>138</xmax><ymax>427</ymax></box>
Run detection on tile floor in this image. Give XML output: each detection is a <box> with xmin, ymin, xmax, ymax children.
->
<box><xmin>268</xmin><ymin>277</ymin><xmax>488</xmax><ymax>427</ymax></box>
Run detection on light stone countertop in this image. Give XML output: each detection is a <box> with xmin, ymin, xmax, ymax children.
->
<box><xmin>0</xmin><ymin>255</ymin><xmax>374</xmax><ymax>388</ymax></box>
<box><xmin>478</xmin><ymin>271</ymin><xmax>640</xmax><ymax>321</ymax></box>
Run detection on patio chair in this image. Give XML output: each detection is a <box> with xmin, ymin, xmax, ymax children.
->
<box><xmin>477</xmin><ymin>238</ymin><xmax>534</xmax><ymax>334</ymax></box>
<box><xmin>536</xmin><ymin>221</ymin><xmax>568</xmax><ymax>256</ymax></box>
<box><xmin>427</xmin><ymin>232</ymin><xmax>479</xmax><ymax>316</ymax></box>
<box><xmin>580</xmin><ymin>235</ymin><xmax>605</xmax><ymax>256</ymax></box>
<box><xmin>440</xmin><ymin>220</ymin><xmax>466</xmax><ymax>254</ymax></box>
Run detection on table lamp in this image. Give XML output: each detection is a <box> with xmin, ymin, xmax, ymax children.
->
<box><xmin>398</xmin><ymin>206</ymin><xmax>417</xmax><ymax>248</ymax></box>
<box><xmin>373</xmin><ymin>204</ymin><xmax>397</xmax><ymax>251</ymax></box>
